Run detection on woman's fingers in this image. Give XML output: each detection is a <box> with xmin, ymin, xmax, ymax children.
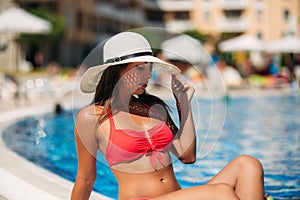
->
<box><xmin>171</xmin><ymin>74</ymin><xmax>195</xmax><ymax>101</ymax></box>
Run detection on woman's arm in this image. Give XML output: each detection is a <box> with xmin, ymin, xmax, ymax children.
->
<box><xmin>170</xmin><ymin>74</ymin><xmax>196</xmax><ymax>164</ymax></box>
<box><xmin>71</xmin><ymin>107</ymin><xmax>98</xmax><ymax>200</ymax></box>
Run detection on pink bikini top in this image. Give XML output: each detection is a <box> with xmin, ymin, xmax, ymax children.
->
<box><xmin>105</xmin><ymin>111</ymin><xmax>174</xmax><ymax>170</ymax></box>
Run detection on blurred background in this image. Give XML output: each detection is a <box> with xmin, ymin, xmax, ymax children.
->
<box><xmin>0</xmin><ymin>1</ymin><xmax>300</xmax><ymax>199</ymax></box>
<box><xmin>0</xmin><ymin>0</ymin><xmax>299</xmax><ymax>98</ymax></box>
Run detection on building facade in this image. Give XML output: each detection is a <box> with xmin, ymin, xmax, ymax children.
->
<box><xmin>0</xmin><ymin>0</ymin><xmax>299</xmax><ymax>70</ymax></box>
<box><xmin>193</xmin><ymin>0</ymin><xmax>300</xmax><ymax>42</ymax></box>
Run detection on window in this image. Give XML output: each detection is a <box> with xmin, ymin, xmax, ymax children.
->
<box><xmin>257</xmin><ymin>32</ymin><xmax>262</xmax><ymax>39</ymax></box>
<box><xmin>284</xmin><ymin>9</ymin><xmax>290</xmax><ymax>21</ymax></box>
<box><xmin>256</xmin><ymin>10</ymin><xmax>263</xmax><ymax>21</ymax></box>
<box><xmin>145</xmin><ymin>10</ymin><xmax>164</xmax><ymax>22</ymax></box>
<box><xmin>76</xmin><ymin>11</ymin><xmax>83</xmax><ymax>29</ymax></box>
<box><xmin>224</xmin><ymin>10</ymin><xmax>242</xmax><ymax>18</ymax></box>
<box><xmin>204</xmin><ymin>11</ymin><xmax>210</xmax><ymax>22</ymax></box>
<box><xmin>174</xmin><ymin>12</ymin><xmax>189</xmax><ymax>20</ymax></box>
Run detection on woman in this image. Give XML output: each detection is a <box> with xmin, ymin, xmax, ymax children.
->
<box><xmin>71</xmin><ymin>32</ymin><xmax>265</xmax><ymax>200</ymax></box>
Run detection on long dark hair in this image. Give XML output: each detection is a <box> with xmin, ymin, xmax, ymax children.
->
<box><xmin>92</xmin><ymin>63</ymin><xmax>170</xmax><ymax>124</ymax></box>
<box><xmin>93</xmin><ymin>63</ymin><xmax>128</xmax><ymax>106</ymax></box>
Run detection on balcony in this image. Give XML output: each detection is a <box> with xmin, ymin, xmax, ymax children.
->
<box><xmin>146</xmin><ymin>21</ymin><xmax>165</xmax><ymax>28</ymax></box>
<box><xmin>218</xmin><ymin>17</ymin><xmax>248</xmax><ymax>32</ymax></box>
<box><xmin>253</xmin><ymin>1</ymin><xmax>266</xmax><ymax>11</ymax></box>
<box><xmin>96</xmin><ymin>3</ymin><xmax>145</xmax><ymax>25</ymax></box>
<box><xmin>140</xmin><ymin>0</ymin><xmax>195</xmax><ymax>11</ymax></box>
<box><xmin>218</xmin><ymin>0</ymin><xmax>249</xmax><ymax>10</ymax></box>
<box><xmin>165</xmin><ymin>19</ymin><xmax>194</xmax><ymax>32</ymax></box>
<box><xmin>118</xmin><ymin>9</ymin><xmax>145</xmax><ymax>25</ymax></box>
<box><xmin>96</xmin><ymin>3</ymin><xmax>118</xmax><ymax>19</ymax></box>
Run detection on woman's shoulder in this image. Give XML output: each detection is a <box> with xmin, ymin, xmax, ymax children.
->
<box><xmin>76</xmin><ymin>104</ymin><xmax>105</xmax><ymax>124</ymax></box>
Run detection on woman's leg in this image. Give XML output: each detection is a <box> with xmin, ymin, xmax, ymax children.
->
<box><xmin>207</xmin><ymin>155</ymin><xmax>265</xmax><ymax>200</ymax></box>
<box><xmin>152</xmin><ymin>183</ymin><xmax>240</xmax><ymax>200</ymax></box>
<box><xmin>137</xmin><ymin>155</ymin><xmax>263</xmax><ymax>200</ymax></box>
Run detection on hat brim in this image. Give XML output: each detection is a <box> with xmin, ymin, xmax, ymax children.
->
<box><xmin>80</xmin><ymin>55</ymin><xmax>181</xmax><ymax>93</ymax></box>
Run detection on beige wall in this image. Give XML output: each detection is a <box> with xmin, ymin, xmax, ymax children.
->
<box><xmin>262</xmin><ymin>0</ymin><xmax>300</xmax><ymax>42</ymax></box>
<box><xmin>193</xmin><ymin>0</ymin><xmax>300</xmax><ymax>43</ymax></box>
<box><xmin>193</xmin><ymin>0</ymin><xmax>220</xmax><ymax>36</ymax></box>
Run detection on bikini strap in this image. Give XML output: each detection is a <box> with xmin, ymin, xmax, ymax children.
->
<box><xmin>107</xmin><ymin>108</ymin><xmax>116</xmax><ymax>131</ymax></box>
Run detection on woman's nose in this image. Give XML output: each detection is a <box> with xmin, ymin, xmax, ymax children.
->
<box><xmin>145</xmin><ymin>65</ymin><xmax>152</xmax><ymax>79</ymax></box>
<box><xmin>146</xmin><ymin>69</ymin><xmax>152</xmax><ymax>79</ymax></box>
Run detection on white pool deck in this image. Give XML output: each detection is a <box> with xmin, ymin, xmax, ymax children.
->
<box><xmin>0</xmin><ymin>95</ymin><xmax>111</xmax><ymax>200</ymax></box>
<box><xmin>0</xmin><ymin>85</ymin><xmax>299</xmax><ymax>200</ymax></box>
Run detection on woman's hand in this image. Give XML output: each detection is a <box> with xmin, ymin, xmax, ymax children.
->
<box><xmin>170</xmin><ymin>74</ymin><xmax>197</xmax><ymax>163</ymax></box>
<box><xmin>171</xmin><ymin>74</ymin><xmax>195</xmax><ymax>103</ymax></box>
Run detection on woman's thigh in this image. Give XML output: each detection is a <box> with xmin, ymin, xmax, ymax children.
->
<box><xmin>206</xmin><ymin>156</ymin><xmax>242</xmax><ymax>187</ymax></box>
<box><xmin>207</xmin><ymin>155</ymin><xmax>263</xmax><ymax>187</ymax></box>
<box><xmin>151</xmin><ymin>183</ymin><xmax>238</xmax><ymax>200</ymax></box>
<box><xmin>146</xmin><ymin>155</ymin><xmax>262</xmax><ymax>200</ymax></box>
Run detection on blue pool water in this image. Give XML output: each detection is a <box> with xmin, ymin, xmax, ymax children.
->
<box><xmin>2</xmin><ymin>94</ymin><xmax>300</xmax><ymax>199</ymax></box>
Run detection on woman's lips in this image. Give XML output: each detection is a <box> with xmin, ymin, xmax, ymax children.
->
<box><xmin>142</xmin><ymin>83</ymin><xmax>147</xmax><ymax>88</ymax></box>
<box><xmin>139</xmin><ymin>83</ymin><xmax>147</xmax><ymax>88</ymax></box>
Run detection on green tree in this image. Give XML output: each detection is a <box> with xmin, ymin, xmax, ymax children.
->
<box><xmin>20</xmin><ymin>7</ymin><xmax>65</xmax><ymax>42</ymax></box>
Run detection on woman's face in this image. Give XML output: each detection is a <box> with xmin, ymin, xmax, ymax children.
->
<box><xmin>119</xmin><ymin>62</ymin><xmax>153</xmax><ymax>95</ymax></box>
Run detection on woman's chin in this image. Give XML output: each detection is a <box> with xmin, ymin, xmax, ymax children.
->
<box><xmin>133</xmin><ymin>88</ymin><xmax>145</xmax><ymax>95</ymax></box>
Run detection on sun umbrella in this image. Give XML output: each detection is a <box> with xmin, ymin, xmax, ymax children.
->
<box><xmin>161</xmin><ymin>34</ymin><xmax>210</xmax><ymax>64</ymax></box>
<box><xmin>265</xmin><ymin>35</ymin><xmax>300</xmax><ymax>53</ymax></box>
<box><xmin>0</xmin><ymin>7</ymin><xmax>51</xmax><ymax>34</ymax></box>
<box><xmin>0</xmin><ymin>7</ymin><xmax>52</xmax><ymax>71</ymax></box>
<box><xmin>218</xmin><ymin>34</ymin><xmax>265</xmax><ymax>52</ymax></box>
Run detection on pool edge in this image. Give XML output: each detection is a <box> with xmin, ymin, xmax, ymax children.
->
<box><xmin>0</xmin><ymin>102</ymin><xmax>112</xmax><ymax>200</ymax></box>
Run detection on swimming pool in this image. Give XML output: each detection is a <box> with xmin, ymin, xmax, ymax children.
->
<box><xmin>2</xmin><ymin>93</ymin><xmax>300</xmax><ymax>199</ymax></box>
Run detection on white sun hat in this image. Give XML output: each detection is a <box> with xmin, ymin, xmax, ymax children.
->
<box><xmin>80</xmin><ymin>31</ymin><xmax>181</xmax><ymax>93</ymax></box>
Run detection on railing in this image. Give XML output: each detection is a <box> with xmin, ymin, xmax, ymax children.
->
<box><xmin>96</xmin><ymin>3</ymin><xmax>145</xmax><ymax>25</ymax></box>
<box><xmin>165</xmin><ymin>19</ymin><xmax>194</xmax><ymax>32</ymax></box>
<box><xmin>140</xmin><ymin>0</ymin><xmax>194</xmax><ymax>11</ymax></box>
<box><xmin>217</xmin><ymin>0</ymin><xmax>249</xmax><ymax>10</ymax></box>
<box><xmin>218</xmin><ymin>17</ymin><xmax>248</xmax><ymax>32</ymax></box>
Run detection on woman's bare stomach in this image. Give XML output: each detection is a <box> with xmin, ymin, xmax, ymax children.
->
<box><xmin>112</xmin><ymin>165</ymin><xmax>181</xmax><ymax>200</ymax></box>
